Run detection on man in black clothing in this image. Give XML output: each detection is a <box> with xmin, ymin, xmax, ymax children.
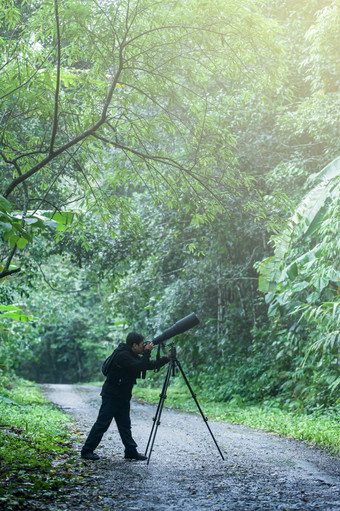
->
<box><xmin>81</xmin><ymin>332</ymin><xmax>170</xmax><ymax>461</ymax></box>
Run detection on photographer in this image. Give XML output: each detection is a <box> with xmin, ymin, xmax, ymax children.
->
<box><xmin>81</xmin><ymin>332</ymin><xmax>170</xmax><ymax>461</ymax></box>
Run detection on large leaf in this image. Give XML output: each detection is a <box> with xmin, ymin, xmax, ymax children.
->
<box><xmin>25</xmin><ymin>210</ymin><xmax>76</xmax><ymax>229</ymax></box>
<box><xmin>291</xmin><ymin>156</ymin><xmax>340</xmax><ymax>234</ymax></box>
<box><xmin>259</xmin><ymin>156</ymin><xmax>340</xmax><ymax>293</ymax></box>
<box><xmin>0</xmin><ymin>195</ymin><xmax>12</xmax><ymax>212</ymax></box>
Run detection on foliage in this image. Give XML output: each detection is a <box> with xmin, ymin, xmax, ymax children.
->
<box><xmin>0</xmin><ymin>191</ymin><xmax>76</xmax><ymax>280</ymax></box>
<box><xmin>0</xmin><ymin>376</ymin><xmax>75</xmax><ymax>509</ymax></box>
<box><xmin>259</xmin><ymin>156</ymin><xmax>340</xmax><ymax>293</ymax></box>
<box><xmin>0</xmin><ymin>0</ymin><xmax>283</xmax><ymax>281</ymax></box>
<box><xmin>256</xmin><ymin>155</ymin><xmax>340</xmax><ymax>408</ymax></box>
<box><xmin>303</xmin><ymin>0</ymin><xmax>340</xmax><ymax>94</ymax></box>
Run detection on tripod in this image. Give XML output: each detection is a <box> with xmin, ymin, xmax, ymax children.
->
<box><xmin>144</xmin><ymin>344</ymin><xmax>225</xmax><ymax>464</ymax></box>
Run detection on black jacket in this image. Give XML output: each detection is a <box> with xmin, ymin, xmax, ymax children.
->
<box><xmin>101</xmin><ymin>343</ymin><xmax>169</xmax><ymax>401</ymax></box>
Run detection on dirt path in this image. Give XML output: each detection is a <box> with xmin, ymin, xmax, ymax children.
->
<box><xmin>41</xmin><ymin>384</ymin><xmax>340</xmax><ymax>511</ymax></box>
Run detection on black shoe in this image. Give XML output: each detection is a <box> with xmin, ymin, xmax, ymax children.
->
<box><xmin>81</xmin><ymin>451</ymin><xmax>100</xmax><ymax>461</ymax></box>
<box><xmin>124</xmin><ymin>452</ymin><xmax>148</xmax><ymax>461</ymax></box>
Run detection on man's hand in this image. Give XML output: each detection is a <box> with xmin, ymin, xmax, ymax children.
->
<box><xmin>144</xmin><ymin>341</ymin><xmax>154</xmax><ymax>351</ymax></box>
<box><xmin>167</xmin><ymin>349</ymin><xmax>172</xmax><ymax>360</ymax></box>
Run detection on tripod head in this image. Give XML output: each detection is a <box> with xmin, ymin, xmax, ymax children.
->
<box><xmin>168</xmin><ymin>343</ymin><xmax>177</xmax><ymax>376</ymax></box>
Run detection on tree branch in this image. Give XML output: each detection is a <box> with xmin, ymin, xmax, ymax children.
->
<box><xmin>37</xmin><ymin>262</ymin><xmax>95</xmax><ymax>294</ymax></box>
<box><xmin>123</xmin><ymin>23</ymin><xmax>226</xmax><ymax>48</ymax></box>
<box><xmin>49</xmin><ymin>0</ymin><xmax>61</xmax><ymax>155</ymax></box>
<box><xmin>13</xmin><ymin>149</ymin><xmax>49</xmax><ymax>162</ymax></box>
<box><xmin>4</xmin><ymin>37</ymin><xmax>125</xmax><ymax>198</ymax></box>
<box><xmin>30</xmin><ymin>141</ymin><xmax>85</xmax><ymax>217</ymax></box>
<box><xmin>92</xmin><ymin>132</ymin><xmax>225</xmax><ymax>208</ymax></box>
<box><xmin>118</xmin><ymin>80</ymin><xmax>188</xmax><ymax>134</ymax></box>
<box><xmin>91</xmin><ymin>132</ymin><xmax>184</xmax><ymax>169</ymax></box>
<box><xmin>0</xmin><ymin>266</ymin><xmax>22</xmax><ymax>279</ymax></box>
<box><xmin>0</xmin><ymin>48</ymin><xmax>55</xmax><ymax>101</ymax></box>
<box><xmin>0</xmin><ymin>154</ymin><xmax>29</xmax><ymax>280</ymax></box>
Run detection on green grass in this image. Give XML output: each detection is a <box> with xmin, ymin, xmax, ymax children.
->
<box><xmin>0</xmin><ymin>375</ymin><xmax>76</xmax><ymax>510</ymax></box>
<box><xmin>134</xmin><ymin>379</ymin><xmax>340</xmax><ymax>456</ymax></box>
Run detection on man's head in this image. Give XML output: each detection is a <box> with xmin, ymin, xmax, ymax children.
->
<box><xmin>126</xmin><ymin>332</ymin><xmax>145</xmax><ymax>354</ymax></box>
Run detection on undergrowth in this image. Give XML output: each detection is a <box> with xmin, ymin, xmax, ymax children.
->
<box><xmin>0</xmin><ymin>375</ymin><xmax>77</xmax><ymax>510</ymax></box>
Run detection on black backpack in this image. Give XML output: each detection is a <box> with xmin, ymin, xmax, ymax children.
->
<box><xmin>102</xmin><ymin>349</ymin><xmax>118</xmax><ymax>376</ymax></box>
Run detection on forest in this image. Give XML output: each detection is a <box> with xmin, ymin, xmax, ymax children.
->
<box><xmin>1</xmin><ymin>0</ymin><xmax>340</xmax><ymax>418</ymax></box>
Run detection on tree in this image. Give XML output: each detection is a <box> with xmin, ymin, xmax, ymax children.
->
<box><xmin>1</xmin><ymin>0</ymin><xmax>282</xmax><ymax>280</ymax></box>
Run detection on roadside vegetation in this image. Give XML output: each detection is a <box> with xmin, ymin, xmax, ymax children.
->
<box><xmin>134</xmin><ymin>379</ymin><xmax>340</xmax><ymax>456</ymax></box>
<box><xmin>0</xmin><ymin>376</ymin><xmax>82</xmax><ymax>510</ymax></box>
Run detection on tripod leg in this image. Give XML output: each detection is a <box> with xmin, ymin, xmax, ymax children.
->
<box><xmin>144</xmin><ymin>358</ymin><xmax>173</xmax><ymax>464</ymax></box>
<box><xmin>175</xmin><ymin>358</ymin><xmax>225</xmax><ymax>460</ymax></box>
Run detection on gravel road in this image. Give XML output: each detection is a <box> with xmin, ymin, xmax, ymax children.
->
<box><xmin>41</xmin><ymin>384</ymin><xmax>340</xmax><ymax>511</ymax></box>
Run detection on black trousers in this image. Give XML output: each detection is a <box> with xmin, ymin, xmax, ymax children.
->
<box><xmin>81</xmin><ymin>396</ymin><xmax>138</xmax><ymax>455</ymax></box>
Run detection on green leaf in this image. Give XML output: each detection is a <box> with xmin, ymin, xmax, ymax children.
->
<box><xmin>16</xmin><ymin>237</ymin><xmax>28</xmax><ymax>249</ymax></box>
<box><xmin>286</xmin><ymin>262</ymin><xmax>298</xmax><ymax>279</ymax></box>
<box><xmin>329</xmin><ymin>376</ymin><xmax>340</xmax><ymax>395</ymax></box>
<box><xmin>0</xmin><ymin>311</ymin><xmax>35</xmax><ymax>322</ymax></box>
<box><xmin>304</xmin><ymin>204</ymin><xmax>328</xmax><ymax>239</ymax></box>
<box><xmin>9</xmin><ymin>234</ymin><xmax>19</xmax><ymax>248</ymax></box>
<box><xmin>0</xmin><ymin>305</ymin><xmax>21</xmax><ymax>312</ymax></box>
<box><xmin>0</xmin><ymin>195</ymin><xmax>12</xmax><ymax>213</ymax></box>
<box><xmin>52</xmin><ymin>212</ymin><xmax>75</xmax><ymax>225</ymax></box>
<box><xmin>0</xmin><ymin>221</ymin><xmax>12</xmax><ymax>232</ymax></box>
